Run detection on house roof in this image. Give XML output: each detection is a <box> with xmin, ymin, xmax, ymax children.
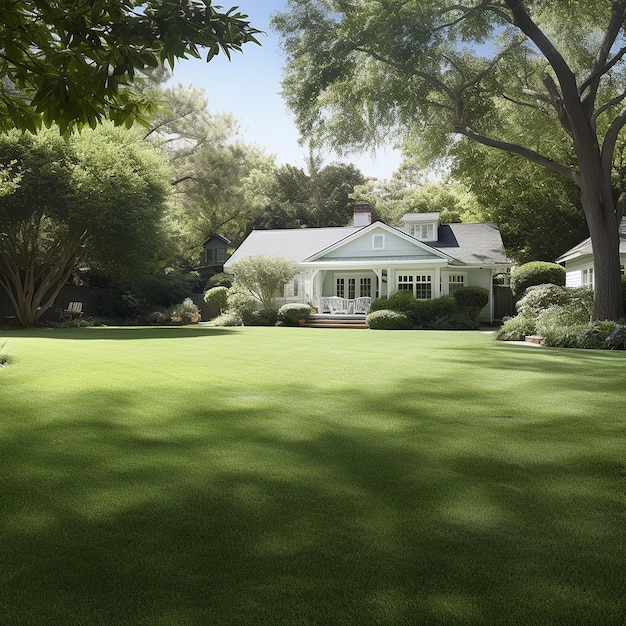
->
<box><xmin>556</xmin><ymin>217</ymin><xmax>626</xmax><ymax>263</ymax></box>
<box><xmin>202</xmin><ymin>233</ymin><xmax>231</xmax><ymax>246</ymax></box>
<box><xmin>224</xmin><ymin>221</ymin><xmax>509</xmax><ymax>270</ymax></box>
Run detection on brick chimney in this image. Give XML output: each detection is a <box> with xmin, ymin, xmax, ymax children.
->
<box><xmin>353</xmin><ymin>201</ymin><xmax>372</xmax><ymax>227</ymax></box>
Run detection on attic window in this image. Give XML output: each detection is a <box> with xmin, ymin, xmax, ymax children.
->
<box><xmin>372</xmin><ymin>234</ymin><xmax>385</xmax><ymax>250</ymax></box>
<box><xmin>411</xmin><ymin>223</ymin><xmax>434</xmax><ymax>240</ymax></box>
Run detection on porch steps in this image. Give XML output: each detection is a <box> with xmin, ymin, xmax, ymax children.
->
<box><xmin>303</xmin><ymin>313</ymin><xmax>369</xmax><ymax>329</ymax></box>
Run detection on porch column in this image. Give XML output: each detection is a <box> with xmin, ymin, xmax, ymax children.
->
<box><xmin>433</xmin><ymin>266</ymin><xmax>441</xmax><ymax>299</ymax></box>
<box><xmin>387</xmin><ymin>267</ymin><xmax>396</xmax><ymax>296</ymax></box>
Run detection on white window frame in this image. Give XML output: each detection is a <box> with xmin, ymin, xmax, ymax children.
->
<box><xmin>397</xmin><ymin>273</ymin><xmax>433</xmax><ymax>299</ymax></box>
<box><xmin>582</xmin><ymin>267</ymin><xmax>594</xmax><ymax>289</ymax></box>
<box><xmin>411</xmin><ymin>223</ymin><xmax>434</xmax><ymax>241</ymax></box>
<box><xmin>372</xmin><ymin>234</ymin><xmax>385</xmax><ymax>250</ymax></box>
<box><xmin>442</xmin><ymin>272</ymin><xmax>467</xmax><ymax>297</ymax></box>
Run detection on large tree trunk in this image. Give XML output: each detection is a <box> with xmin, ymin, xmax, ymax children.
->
<box><xmin>0</xmin><ymin>235</ymin><xmax>83</xmax><ymax>328</ymax></box>
<box><xmin>578</xmin><ymin>161</ymin><xmax>625</xmax><ymax>321</ymax></box>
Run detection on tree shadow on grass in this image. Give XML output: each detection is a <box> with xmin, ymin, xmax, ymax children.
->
<box><xmin>0</xmin><ymin>326</ymin><xmax>237</xmax><ymax>340</ymax></box>
<box><xmin>1</xmin><ymin>381</ymin><xmax>625</xmax><ymax>625</ymax></box>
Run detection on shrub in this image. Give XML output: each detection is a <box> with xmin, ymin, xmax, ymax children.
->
<box><xmin>407</xmin><ymin>297</ymin><xmax>457</xmax><ymax>327</ymax></box>
<box><xmin>170</xmin><ymin>297</ymin><xmax>201</xmax><ymax>323</ymax></box>
<box><xmin>510</xmin><ymin>261</ymin><xmax>565</xmax><ymax>297</ymax></box>
<box><xmin>366</xmin><ymin>309</ymin><xmax>412</xmax><ymax>330</ymax></box>
<box><xmin>226</xmin><ymin>285</ymin><xmax>259</xmax><ymax>324</ymax></box>
<box><xmin>453</xmin><ymin>286</ymin><xmax>489</xmax><ymax>321</ymax></box>
<box><xmin>248</xmin><ymin>308</ymin><xmax>279</xmax><ymax>326</ymax></box>
<box><xmin>606</xmin><ymin>323</ymin><xmax>626</xmax><ymax>350</ymax></box>
<box><xmin>622</xmin><ymin>275</ymin><xmax>626</xmax><ymax>312</ymax></box>
<box><xmin>495</xmin><ymin>315</ymin><xmax>536</xmax><ymax>341</ymax></box>
<box><xmin>369</xmin><ymin>290</ymin><xmax>415</xmax><ymax>313</ymax></box>
<box><xmin>277</xmin><ymin>303</ymin><xmax>311</xmax><ymax>326</ymax></box>
<box><xmin>211</xmin><ymin>311</ymin><xmax>243</xmax><ymax>326</ymax></box>
<box><xmin>203</xmin><ymin>286</ymin><xmax>229</xmax><ymax>314</ymax></box>
<box><xmin>518</xmin><ymin>285</ymin><xmax>593</xmax><ymax>322</ymax></box>
<box><xmin>540</xmin><ymin>323</ymin><xmax>590</xmax><ymax>348</ymax></box>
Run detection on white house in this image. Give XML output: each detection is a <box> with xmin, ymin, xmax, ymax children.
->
<box><xmin>224</xmin><ymin>204</ymin><xmax>512</xmax><ymax>323</ymax></box>
<box><xmin>556</xmin><ymin>218</ymin><xmax>626</xmax><ymax>288</ymax></box>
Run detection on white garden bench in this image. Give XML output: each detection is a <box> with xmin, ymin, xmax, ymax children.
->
<box><xmin>58</xmin><ymin>301</ymin><xmax>83</xmax><ymax>321</ymax></box>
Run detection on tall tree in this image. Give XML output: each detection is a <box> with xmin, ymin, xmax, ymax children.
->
<box><xmin>147</xmin><ymin>84</ymin><xmax>276</xmax><ymax>251</ymax></box>
<box><xmin>275</xmin><ymin>1</ymin><xmax>626</xmax><ymax>320</ymax></box>
<box><xmin>0</xmin><ymin>125</ymin><xmax>170</xmax><ymax>326</ymax></box>
<box><xmin>253</xmin><ymin>160</ymin><xmax>365</xmax><ymax>229</ymax></box>
<box><xmin>0</xmin><ymin>1</ymin><xmax>260</xmax><ymax>135</ymax></box>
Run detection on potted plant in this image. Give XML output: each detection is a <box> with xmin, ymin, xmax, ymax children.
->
<box><xmin>171</xmin><ymin>298</ymin><xmax>201</xmax><ymax>324</ymax></box>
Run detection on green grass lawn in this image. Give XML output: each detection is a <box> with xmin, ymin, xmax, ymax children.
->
<box><xmin>1</xmin><ymin>326</ymin><xmax>625</xmax><ymax>625</ymax></box>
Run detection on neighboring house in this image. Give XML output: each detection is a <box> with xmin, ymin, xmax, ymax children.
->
<box><xmin>556</xmin><ymin>218</ymin><xmax>626</xmax><ymax>289</ymax></box>
<box><xmin>200</xmin><ymin>234</ymin><xmax>230</xmax><ymax>270</ymax></box>
<box><xmin>224</xmin><ymin>203</ymin><xmax>512</xmax><ymax>323</ymax></box>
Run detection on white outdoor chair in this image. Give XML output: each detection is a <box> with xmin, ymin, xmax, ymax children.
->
<box><xmin>353</xmin><ymin>297</ymin><xmax>372</xmax><ymax>315</ymax></box>
<box><xmin>327</xmin><ymin>296</ymin><xmax>348</xmax><ymax>314</ymax></box>
<box><xmin>58</xmin><ymin>301</ymin><xmax>83</xmax><ymax>321</ymax></box>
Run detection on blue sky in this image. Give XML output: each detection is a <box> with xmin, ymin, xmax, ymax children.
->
<box><xmin>167</xmin><ymin>0</ymin><xmax>401</xmax><ymax>179</ymax></box>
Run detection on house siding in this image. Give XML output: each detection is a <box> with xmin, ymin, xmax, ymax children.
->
<box><xmin>318</xmin><ymin>228</ymin><xmax>439</xmax><ymax>261</ymax></box>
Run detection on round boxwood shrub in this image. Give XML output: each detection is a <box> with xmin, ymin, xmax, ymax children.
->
<box><xmin>453</xmin><ymin>286</ymin><xmax>489</xmax><ymax>321</ymax></box>
<box><xmin>510</xmin><ymin>261</ymin><xmax>565</xmax><ymax>297</ymax></box>
<box><xmin>277</xmin><ymin>303</ymin><xmax>311</xmax><ymax>326</ymax></box>
<box><xmin>203</xmin><ymin>286</ymin><xmax>229</xmax><ymax>313</ymax></box>
<box><xmin>366</xmin><ymin>309</ymin><xmax>412</xmax><ymax>330</ymax></box>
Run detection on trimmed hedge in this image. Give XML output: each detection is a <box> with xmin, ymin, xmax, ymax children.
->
<box><xmin>277</xmin><ymin>303</ymin><xmax>311</xmax><ymax>326</ymax></box>
<box><xmin>366</xmin><ymin>309</ymin><xmax>413</xmax><ymax>330</ymax></box>
<box><xmin>510</xmin><ymin>261</ymin><xmax>565</xmax><ymax>297</ymax></box>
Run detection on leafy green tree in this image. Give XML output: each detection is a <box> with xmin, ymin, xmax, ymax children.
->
<box><xmin>354</xmin><ymin>173</ymin><xmax>482</xmax><ymax>227</ymax></box>
<box><xmin>451</xmin><ymin>130</ymin><xmax>589</xmax><ymax>263</ymax></box>
<box><xmin>146</xmin><ymin>84</ymin><xmax>275</xmax><ymax>252</ymax></box>
<box><xmin>0</xmin><ymin>1</ymin><xmax>260</xmax><ymax>135</ymax></box>
<box><xmin>253</xmin><ymin>160</ymin><xmax>365</xmax><ymax>229</ymax></box>
<box><xmin>230</xmin><ymin>256</ymin><xmax>299</xmax><ymax>310</ymax></box>
<box><xmin>274</xmin><ymin>1</ymin><xmax>626</xmax><ymax>320</ymax></box>
<box><xmin>0</xmin><ymin>125</ymin><xmax>170</xmax><ymax>326</ymax></box>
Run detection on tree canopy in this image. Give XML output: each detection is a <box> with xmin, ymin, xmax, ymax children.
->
<box><xmin>274</xmin><ymin>0</ymin><xmax>626</xmax><ymax>320</ymax></box>
<box><xmin>0</xmin><ymin>125</ymin><xmax>171</xmax><ymax>326</ymax></box>
<box><xmin>252</xmin><ymin>158</ymin><xmax>366</xmax><ymax>229</ymax></box>
<box><xmin>0</xmin><ymin>1</ymin><xmax>260</xmax><ymax>135</ymax></box>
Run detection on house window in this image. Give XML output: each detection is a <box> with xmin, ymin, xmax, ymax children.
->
<box><xmin>411</xmin><ymin>224</ymin><xmax>434</xmax><ymax>240</ymax></box>
<box><xmin>397</xmin><ymin>275</ymin><xmax>414</xmax><ymax>292</ymax></box>
<box><xmin>372</xmin><ymin>234</ymin><xmax>385</xmax><ymax>250</ymax></box>
<box><xmin>360</xmin><ymin>277</ymin><xmax>372</xmax><ymax>298</ymax></box>
<box><xmin>336</xmin><ymin>277</ymin><xmax>345</xmax><ymax>298</ymax></box>
<box><xmin>347</xmin><ymin>278</ymin><xmax>356</xmax><ymax>300</ymax></box>
<box><xmin>204</xmin><ymin>247</ymin><xmax>226</xmax><ymax>265</ymax></box>
<box><xmin>415</xmin><ymin>275</ymin><xmax>432</xmax><ymax>299</ymax></box>
<box><xmin>447</xmin><ymin>273</ymin><xmax>466</xmax><ymax>296</ymax></box>
<box><xmin>582</xmin><ymin>268</ymin><xmax>594</xmax><ymax>289</ymax></box>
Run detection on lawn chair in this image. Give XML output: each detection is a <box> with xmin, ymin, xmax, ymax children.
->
<box><xmin>58</xmin><ymin>301</ymin><xmax>83</xmax><ymax>321</ymax></box>
<box><xmin>327</xmin><ymin>296</ymin><xmax>349</xmax><ymax>314</ymax></box>
<box><xmin>353</xmin><ymin>297</ymin><xmax>372</xmax><ymax>315</ymax></box>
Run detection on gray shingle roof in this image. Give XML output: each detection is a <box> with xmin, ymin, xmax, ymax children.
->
<box><xmin>224</xmin><ymin>221</ymin><xmax>509</xmax><ymax>269</ymax></box>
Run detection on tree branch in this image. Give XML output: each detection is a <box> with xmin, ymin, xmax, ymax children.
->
<box><xmin>601</xmin><ymin>107</ymin><xmax>626</xmax><ymax>178</ymax></box>
<box><xmin>580</xmin><ymin>1</ymin><xmax>626</xmax><ymax>110</ymax></box>
<box><xmin>451</xmin><ymin>123</ymin><xmax>579</xmax><ymax>182</ymax></box>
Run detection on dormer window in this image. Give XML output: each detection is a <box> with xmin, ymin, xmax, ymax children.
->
<box><xmin>400</xmin><ymin>212</ymin><xmax>440</xmax><ymax>242</ymax></box>
<box><xmin>411</xmin><ymin>223</ymin><xmax>434</xmax><ymax>240</ymax></box>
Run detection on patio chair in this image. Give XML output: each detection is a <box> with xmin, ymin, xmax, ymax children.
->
<box><xmin>327</xmin><ymin>296</ymin><xmax>349</xmax><ymax>314</ymax></box>
<box><xmin>58</xmin><ymin>301</ymin><xmax>83</xmax><ymax>321</ymax></box>
<box><xmin>353</xmin><ymin>297</ymin><xmax>372</xmax><ymax>315</ymax></box>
